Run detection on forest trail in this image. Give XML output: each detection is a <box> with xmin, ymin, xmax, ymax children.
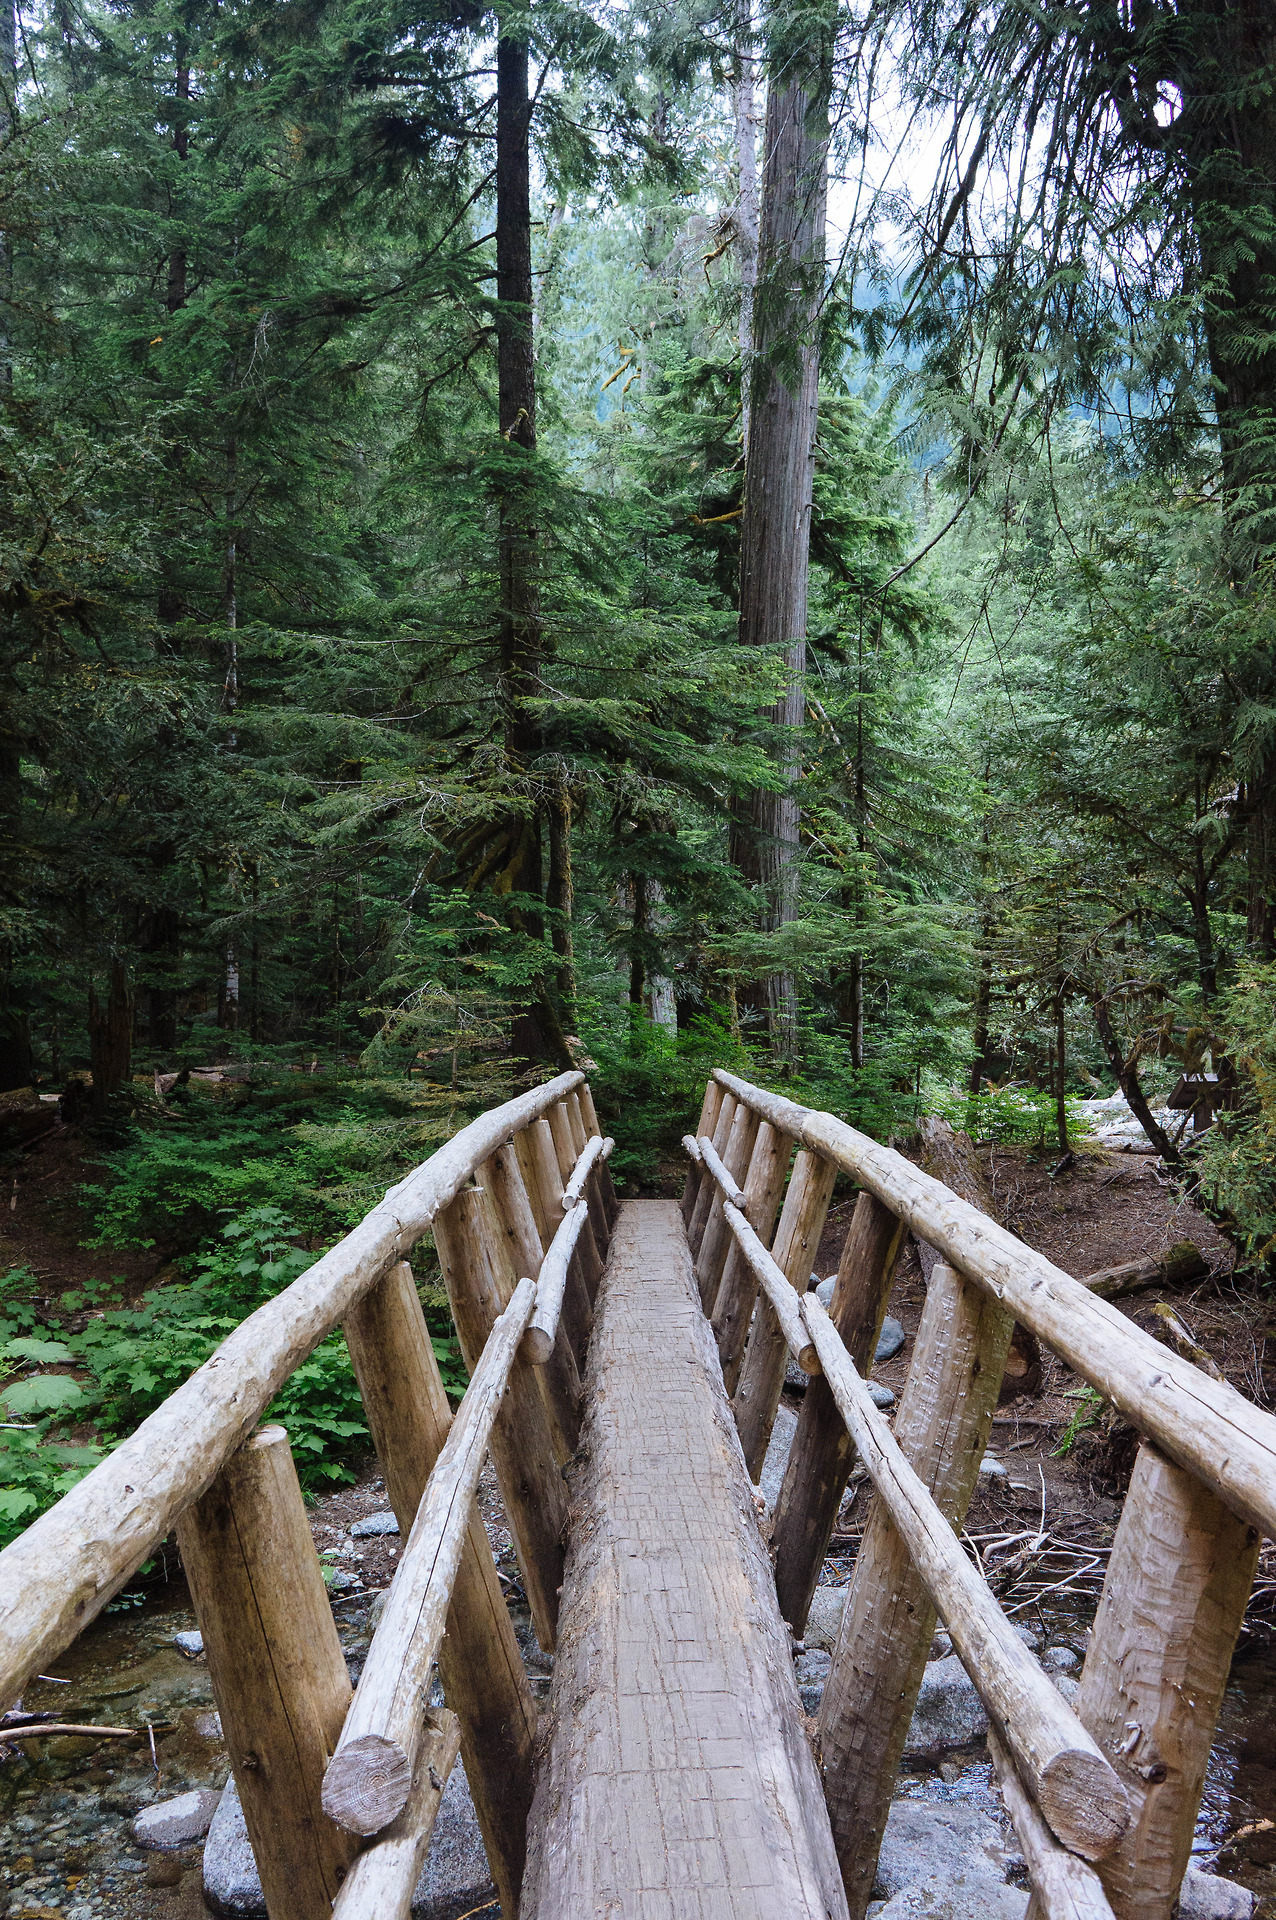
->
<box><xmin>520</xmin><ymin>1199</ymin><xmax>850</xmax><ymax>1919</ymax></box>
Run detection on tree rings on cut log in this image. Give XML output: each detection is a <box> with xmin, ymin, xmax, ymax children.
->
<box><xmin>1036</xmin><ymin>1747</ymin><xmax>1131</xmax><ymax>1864</ymax></box>
<box><xmin>322</xmin><ymin>1733</ymin><xmax>412</xmax><ymax>1836</ymax></box>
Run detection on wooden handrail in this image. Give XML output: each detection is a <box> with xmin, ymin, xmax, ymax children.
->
<box><xmin>0</xmin><ymin>1070</ymin><xmax>584</xmax><ymax>1712</ymax></box>
<box><xmin>720</xmin><ymin>1201</ymin><xmax>820</xmax><ymax>1374</ymax></box>
<box><xmin>331</xmin><ymin>1709</ymin><xmax>461</xmax><ymax>1920</ymax></box>
<box><xmin>323</xmin><ymin>1277</ymin><xmax>538</xmax><ymax>1837</ymax></box>
<box><xmin>524</xmin><ymin>1201</ymin><xmax>593</xmax><ymax>1364</ymax></box>
<box><xmin>561</xmin><ymin>1134</ymin><xmax>614</xmax><ymax>1210</ymax></box>
<box><xmin>800</xmin><ymin>1294</ymin><xmax>1129</xmax><ymax>1863</ymax></box>
<box><xmin>713</xmin><ymin>1068</ymin><xmax>1276</xmax><ymax>1537</ymax></box>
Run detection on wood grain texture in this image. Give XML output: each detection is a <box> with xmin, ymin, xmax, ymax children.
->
<box><xmin>816</xmin><ymin>1256</ymin><xmax>1014</xmax><ymax>1917</ymax></box>
<box><xmin>175</xmin><ymin>1425</ymin><xmax>359</xmax><ymax>1920</ymax></box>
<box><xmin>517</xmin><ymin>1120</ymin><xmax>593</xmax><ymax>1363</ymax></box>
<box><xmin>342</xmin><ymin>1262</ymin><xmax>536</xmax><ymax>1917</ymax></box>
<box><xmin>688</xmin><ymin>1091</ymin><xmax>736</xmax><ymax>1256</ymax></box>
<box><xmin>480</xmin><ymin>1144</ymin><xmax>582</xmax><ymax>1461</ymax></box>
<box><xmin>732</xmin><ymin>1148</ymin><xmax>838</xmax><ymax>1478</ymax></box>
<box><xmin>713</xmin><ymin>1068</ymin><xmax>1276</xmax><ymax>1539</ymax></box>
<box><xmin>711</xmin><ymin>1121</ymin><xmax>794</xmax><ymax>1396</ymax></box>
<box><xmin>0</xmin><ymin>1072</ymin><xmax>583</xmax><ymax>1709</ymax></box>
<box><xmin>695</xmin><ymin>1103</ymin><xmax>760</xmax><ymax>1309</ymax></box>
<box><xmin>683</xmin><ymin>1078</ymin><xmax>725</xmax><ymax>1225</ymax></box>
<box><xmin>524</xmin><ymin>1201</ymin><xmax>591</xmax><ymax>1365</ymax></box>
<box><xmin>1073</xmin><ymin>1443</ymin><xmax>1259</xmax><ymax>1920</ymax></box>
<box><xmin>565</xmin><ymin>1092</ymin><xmax>612</xmax><ymax>1254</ymax></box>
<box><xmin>802</xmin><ymin>1297</ymin><xmax>1128</xmax><ymax>1862</ymax></box>
<box><xmin>433</xmin><ymin>1189</ymin><xmax>568</xmax><ymax>1652</ymax></box>
<box><xmin>546</xmin><ymin>1106</ymin><xmax>605</xmax><ymax>1302</ymax></box>
<box><xmin>772</xmin><ymin>1190</ymin><xmax>906</xmax><ymax>1636</ymax></box>
<box><xmin>520</xmin><ymin>1199</ymin><xmax>850</xmax><ymax>1920</ymax></box>
<box><xmin>324</xmin><ymin>1278</ymin><xmax>537</xmax><ymax>1837</ymax></box>
<box><xmin>576</xmin><ymin>1083</ymin><xmax>619</xmax><ymax>1222</ymax></box>
<box><xmin>988</xmin><ymin>1725</ymin><xmax>1117</xmax><ymax>1920</ymax></box>
<box><xmin>332</xmin><ymin>1710</ymin><xmax>461</xmax><ymax>1920</ymax></box>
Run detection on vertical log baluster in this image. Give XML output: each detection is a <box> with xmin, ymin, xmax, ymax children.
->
<box><xmin>577</xmin><ymin>1082</ymin><xmax>619</xmax><ymax>1222</ymax></box>
<box><xmin>732</xmin><ymin>1147</ymin><xmax>838</xmax><ymax>1479</ymax></box>
<box><xmin>682</xmin><ymin>1078</ymin><xmax>724</xmax><ymax>1224</ymax></box>
<box><xmin>523</xmin><ymin>1113</ymin><xmax>600</xmax><ymax>1315</ymax></box>
<box><xmin>480</xmin><ymin>1143</ymin><xmax>582</xmax><ymax>1460</ymax></box>
<box><xmin>565</xmin><ymin>1090</ymin><xmax>612</xmax><ymax>1259</ymax></box>
<box><xmin>817</xmin><ymin>1257</ymin><xmax>1013</xmax><ymax>1918</ymax></box>
<box><xmin>433</xmin><ymin>1187</ymin><xmax>568</xmax><ymax>1651</ymax></box>
<box><xmin>343</xmin><ymin>1261</ymin><xmax>537</xmax><ymax>1919</ymax></box>
<box><xmin>687</xmin><ymin>1091</ymin><xmax>737</xmax><ymax>1257</ymax></box>
<box><xmin>1042</xmin><ymin>1442</ymin><xmax>1260</xmax><ymax>1920</ymax></box>
<box><xmin>711</xmin><ymin>1121</ymin><xmax>794</xmax><ymax>1394</ymax></box>
<box><xmin>772</xmin><ymin>1190</ymin><xmax>906</xmax><ymax>1636</ymax></box>
<box><xmin>694</xmin><ymin>1102</ymin><xmax>760</xmax><ymax>1311</ymax></box>
<box><xmin>175</xmin><ymin>1425</ymin><xmax>359</xmax><ymax>1920</ymax></box>
<box><xmin>547</xmin><ymin>1102</ymin><xmax>605</xmax><ymax>1296</ymax></box>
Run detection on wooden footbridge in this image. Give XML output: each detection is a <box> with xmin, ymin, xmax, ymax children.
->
<box><xmin>1</xmin><ymin>1069</ymin><xmax>1273</xmax><ymax>1920</ymax></box>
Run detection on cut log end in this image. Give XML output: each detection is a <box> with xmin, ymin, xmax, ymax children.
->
<box><xmin>322</xmin><ymin>1733</ymin><xmax>412</xmax><ymax>1837</ymax></box>
<box><xmin>523</xmin><ymin>1324</ymin><xmax>555</xmax><ymax>1366</ymax></box>
<box><xmin>798</xmin><ymin>1344</ymin><xmax>821</xmax><ymax>1375</ymax></box>
<box><xmin>1036</xmin><ymin>1746</ymin><xmax>1131</xmax><ymax>1863</ymax></box>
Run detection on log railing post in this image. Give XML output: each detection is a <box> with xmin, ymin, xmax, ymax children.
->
<box><xmin>522</xmin><ymin>1114</ymin><xmax>601</xmax><ymax>1315</ymax></box>
<box><xmin>682</xmin><ymin>1078</ymin><xmax>723</xmax><ymax>1224</ymax></box>
<box><xmin>480</xmin><ymin>1143</ymin><xmax>583</xmax><ymax>1461</ymax></box>
<box><xmin>547</xmin><ymin>1103</ymin><xmax>605</xmax><ymax>1297</ymax></box>
<box><xmin>694</xmin><ymin>1101</ymin><xmax>760</xmax><ymax>1311</ymax></box>
<box><xmin>772</xmin><ymin>1190</ymin><xmax>906</xmax><ymax>1637</ymax></box>
<box><xmin>710</xmin><ymin>1120</ymin><xmax>793</xmax><ymax>1395</ymax></box>
<box><xmin>816</xmin><ymin>1256</ymin><xmax>1014</xmax><ymax>1918</ymax></box>
<box><xmin>687</xmin><ymin>1091</ymin><xmax>737</xmax><ymax>1257</ymax></box>
<box><xmin>433</xmin><ymin>1188</ymin><xmax>568</xmax><ymax>1651</ymax></box>
<box><xmin>1052</xmin><ymin>1442</ymin><xmax>1260</xmax><ymax>1920</ymax></box>
<box><xmin>577</xmin><ymin>1082</ymin><xmax>619</xmax><ymax>1222</ymax></box>
<box><xmin>732</xmin><ymin>1147</ymin><xmax>838</xmax><ymax>1479</ymax></box>
<box><xmin>343</xmin><ymin>1261</ymin><xmax>537</xmax><ymax>1920</ymax></box>
<box><xmin>564</xmin><ymin>1090</ymin><xmax>612</xmax><ymax>1259</ymax></box>
<box><xmin>175</xmin><ymin>1425</ymin><xmax>359</xmax><ymax>1920</ymax></box>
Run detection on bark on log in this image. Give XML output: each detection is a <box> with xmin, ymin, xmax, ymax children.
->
<box><xmin>817</xmin><ymin>1255</ymin><xmax>1014</xmax><ymax>1917</ymax></box>
<box><xmin>576</xmin><ymin>1082</ymin><xmax>619</xmax><ymax>1221</ymax></box>
<box><xmin>772</xmin><ymin>1189</ymin><xmax>905</xmax><ymax>1636</ymax></box>
<box><xmin>323</xmin><ymin>1279</ymin><xmax>537</xmax><ymax>1838</ymax></box>
<box><xmin>694</xmin><ymin>1101</ymin><xmax>760</xmax><ymax>1309</ymax></box>
<box><xmin>479</xmin><ymin>1143</ymin><xmax>582</xmax><ymax>1461</ymax></box>
<box><xmin>1083</xmin><ymin>1243</ymin><xmax>1209</xmax><ymax>1299</ymax></box>
<box><xmin>176</xmin><ymin>1425</ymin><xmax>360</xmax><ymax>1920</ymax></box>
<box><xmin>519</xmin><ymin>1200</ymin><xmax>850</xmax><ymax>1920</ymax></box>
<box><xmin>687</xmin><ymin>1090</ymin><xmax>736</xmax><ymax>1256</ymax></box>
<box><xmin>1068</xmin><ymin>1442</ymin><xmax>1259</xmax><ymax>1920</ymax></box>
<box><xmin>732</xmin><ymin>1147</ymin><xmax>837</xmax><ymax>1478</ymax></box>
<box><xmin>802</xmin><ymin>1296</ymin><xmax>1128</xmax><ymax>1862</ymax></box>
<box><xmin>682</xmin><ymin>1078</ymin><xmax>724</xmax><ymax>1224</ymax></box>
<box><xmin>342</xmin><ymin>1261</ymin><xmax>537</xmax><ymax>1917</ymax></box>
<box><xmin>432</xmin><ymin>1190</ymin><xmax>567</xmax><ymax>1651</ymax></box>
<box><xmin>523</xmin><ymin>1201</ymin><xmax>591</xmax><ymax>1365</ymax></box>
<box><xmin>0</xmin><ymin>1071</ymin><xmax>583</xmax><ymax>1709</ymax></box>
<box><xmin>711</xmin><ymin>1120</ymin><xmax>794</xmax><ymax>1394</ymax></box>
<box><xmin>520</xmin><ymin>1114</ymin><xmax>597</xmax><ymax>1336</ymax></box>
<box><xmin>564</xmin><ymin>1092</ymin><xmax>611</xmax><ymax>1254</ymax></box>
<box><xmin>331</xmin><ymin>1710</ymin><xmax>461</xmax><ymax>1920</ymax></box>
<box><xmin>713</xmin><ymin>1069</ymin><xmax>1276</xmax><ymax>1541</ymax></box>
<box><xmin>547</xmin><ymin>1104</ymin><xmax>605</xmax><ymax>1300</ymax></box>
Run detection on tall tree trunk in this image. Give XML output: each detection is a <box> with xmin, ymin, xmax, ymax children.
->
<box><xmin>733</xmin><ymin>0</ymin><xmax>759</xmax><ymax>454</ymax></box>
<box><xmin>546</xmin><ymin>775</ymin><xmax>575</xmax><ymax>1013</ymax></box>
<box><xmin>731</xmin><ymin>15</ymin><xmax>830</xmax><ymax>1066</ymax></box>
<box><xmin>89</xmin><ymin>959</ymin><xmax>133</xmax><ymax>1115</ymax></box>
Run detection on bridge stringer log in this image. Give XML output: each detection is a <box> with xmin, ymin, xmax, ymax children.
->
<box><xmin>520</xmin><ymin>1198</ymin><xmax>849</xmax><ymax>1920</ymax></box>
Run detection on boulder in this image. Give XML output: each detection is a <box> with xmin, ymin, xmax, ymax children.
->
<box><xmin>351</xmin><ymin>1511</ymin><xmax>399</xmax><ymax>1538</ymax></box>
<box><xmin>804</xmin><ymin>1584</ymin><xmax>848</xmax><ymax>1653</ymax></box>
<box><xmin>757</xmin><ymin>1403</ymin><xmax>798</xmax><ymax>1510</ymax></box>
<box><xmin>874</xmin><ymin>1800</ymin><xmax>1012</xmax><ymax>1900</ymax></box>
<box><xmin>1041</xmin><ymin>1645</ymin><xmax>1078</xmax><ymax>1673</ymax></box>
<box><xmin>132</xmin><ymin>1788</ymin><xmax>221</xmax><ymax>1850</ymax></box>
<box><xmin>903</xmin><ymin>1656</ymin><xmax>988</xmax><ymax>1756</ymax></box>
<box><xmin>173</xmin><ymin>1629</ymin><xmax>204</xmax><ymax>1658</ymax></box>
<box><xmin>874</xmin><ymin>1876</ymin><xmax>1028</xmax><ymax>1919</ymax></box>
<box><xmin>203</xmin><ymin>1766</ymin><xmax>495</xmax><ymax>1919</ymax></box>
<box><xmin>1179</xmin><ymin>1867</ymin><xmax>1255</xmax><ymax>1920</ymax></box>
<box><xmin>876</xmin><ymin>1316</ymin><xmax>906</xmax><ymax>1362</ymax></box>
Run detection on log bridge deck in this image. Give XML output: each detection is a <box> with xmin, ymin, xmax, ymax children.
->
<box><xmin>3</xmin><ymin>1067</ymin><xmax>1274</xmax><ymax>1920</ymax></box>
<box><xmin>520</xmin><ymin>1199</ymin><xmax>846</xmax><ymax>1918</ymax></box>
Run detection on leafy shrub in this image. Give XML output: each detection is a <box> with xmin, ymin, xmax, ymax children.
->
<box><xmin>588</xmin><ymin>1011</ymin><xmax>746</xmax><ymax>1190</ymax></box>
<box><xmin>931</xmin><ymin>1084</ymin><xmax>1094</xmax><ymax>1150</ymax></box>
<box><xmin>1193</xmin><ymin>963</ymin><xmax>1276</xmax><ymax>1268</ymax></box>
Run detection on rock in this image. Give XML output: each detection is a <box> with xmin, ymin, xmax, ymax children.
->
<box><xmin>928</xmin><ymin>1631</ymin><xmax>953</xmax><ymax>1661</ymax></box>
<box><xmin>870</xmin><ymin>1381</ymin><xmax>897</xmax><ymax>1411</ymax></box>
<box><xmin>328</xmin><ymin>1568</ymin><xmax>360</xmax><ymax>1593</ymax></box>
<box><xmin>874</xmin><ymin>1801</ymin><xmax>1013</xmax><ymax>1901</ymax></box>
<box><xmin>204</xmin><ymin>1766</ymin><xmax>496</xmax><ymax>1918</ymax></box>
<box><xmin>132</xmin><ymin>1788</ymin><xmax>221</xmax><ymax>1850</ymax></box>
<box><xmin>875</xmin><ymin>1877</ymin><xmax>1028</xmax><ymax>1919</ymax></box>
<box><xmin>815</xmin><ymin>1276</ymin><xmax>836</xmax><ymax>1307</ymax></box>
<box><xmin>1012</xmin><ymin>1623</ymin><xmax>1040</xmax><ymax>1652</ymax></box>
<box><xmin>876</xmin><ymin>1316</ymin><xmax>906</xmax><ymax>1362</ymax></box>
<box><xmin>351</xmin><ymin>1510</ymin><xmax>399</xmax><ymax>1538</ymax></box>
<box><xmin>173</xmin><ymin>1630</ymin><xmax>204</xmax><ymax>1658</ymax></box>
<box><xmin>757</xmin><ymin>1403</ymin><xmax>798</xmax><ymax>1511</ymax></box>
<box><xmin>978</xmin><ymin>1456</ymin><xmax>1008</xmax><ymax>1480</ymax></box>
<box><xmin>1179</xmin><ymin>1867</ymin><xmax>1255</xmax><ymax>1919</ymax></box>
<box><xmin>795</xmin><ymin>1648</ymin><xmax>831</xmax><ymax>1714</ymax></box>
<box><xmin>805</xmin><ymin>1585</ymin><xmax>847</xmax><ymax>1653</ymax></box>
<box><xmin>1041</xmin><ymin>1645</ymin><xmax>1078</xmax><ymax>1673</ymax></box>
<box><xmin>903</xmin><ymin>1655</ymin><xmax>989</xmax><ymax>1756</ymax></box>
<box><xmin>784</xmin><ymin>1357</ymin><xmax>809</xmax><ymax>1392</ymax></box>
<box><xmin>1051</xmin><ymin>1674</ymin><xmax>1080</xmax><ymax>1706</ymax></box>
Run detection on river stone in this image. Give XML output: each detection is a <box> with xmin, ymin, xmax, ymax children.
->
<box><xmin>1179</xmin><ymin>1867</ymin><xmax>1255</xmax><ymax>1919</ymax></box>
<box><xmin>173</xmin><ymin>1629</ymin><xmax>204</xmax><ymax>1658</ymax></box>
<box><xmin>874</xmin><ymin>1876</ymin><xmax>1028</xmax><ymax>1920</ymax></box>
<box><xmin>133</xmin><ymin>1787</ymin><xmax>221</xmax><ymax>1850</ymax></box>
<box><xmin>757</xmin><ymin>1403</ymin><xmax>798</xmax><ymax>1510</ymax></box>
<box><xmin>203</xmin><ymin>1767</ymin><xmax>494</xmax><ymax>1918</ymax></box>
<box><xmin>351</xmin><ymin>1510</ymin><xmax>399</xmax><ymax>1538</ymax></box>
<box><xmin>1042</xmin><ymin>1645</ymin><xmax>1078</xmax><ymax>1673</ymax></box>
<box><xmin>903</xmin><ymin>1655</ymin><xmax>989</xmax><ymax>1756</ymax></box>
<box><xmin>875</xmin><ymin>1316</ymin><xmax>906</xmax><ymax>1362</ymax></box>
<box><xmin>804</xmin><ymin>1584</ymin><xmax>847</xmax><ymax>1652</ymax></box>
<box><xmin>874</xmin><ymin>1801</ymin><xmax>1013</xmax><ymax>1900</ymax></box>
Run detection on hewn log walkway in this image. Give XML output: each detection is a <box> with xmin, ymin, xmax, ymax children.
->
<box><xmin>520</xmin><ymin>1199</ymin><xmax>849</xmax><ymax>1919</ymax></box>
